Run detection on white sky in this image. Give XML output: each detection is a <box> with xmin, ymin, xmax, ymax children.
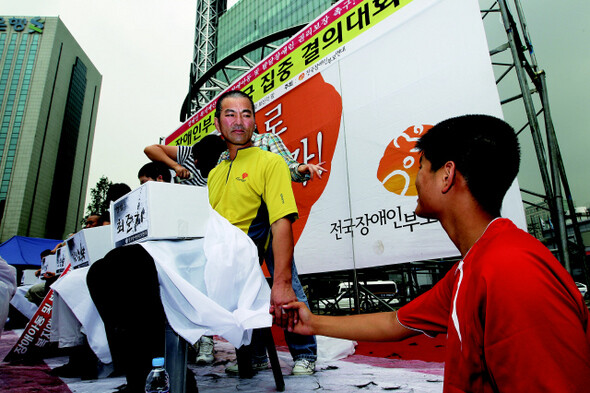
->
<box><xmin>4</xmin><ymin>0</ymin><xmax>590</xmax><ymax>212</ymax></box>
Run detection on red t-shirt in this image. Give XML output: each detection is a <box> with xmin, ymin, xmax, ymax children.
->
<box><xmin>397</xmin><ymin>218</ymin><xmax>590</xmax><ymax>392</ymax></box>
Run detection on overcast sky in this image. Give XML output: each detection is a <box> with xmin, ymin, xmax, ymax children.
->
<box><xmin>5</xmin><ymin>0</ymin><xmax>590</xmax><ymax>212</ymax></box>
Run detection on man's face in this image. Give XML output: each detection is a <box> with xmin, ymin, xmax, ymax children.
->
<box><xmin>85</xmin><ymin>215</ymin><xmax>100</xmax><ymax>228</ymax></box>
<box><xmin>414</xmin><ymin>155</ymin><xmax>440</xmax><ymax>219</ymax></box>
<box><xmin>214</xmin><ymin>96</ymin><xmax>255</xmax><ymax>147</ymax></box>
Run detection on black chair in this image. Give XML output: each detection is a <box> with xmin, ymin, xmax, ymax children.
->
<box><xmin>235</xmin><ymin>327</ymin><xmax>285</xmax><ymax>391</ymax></box>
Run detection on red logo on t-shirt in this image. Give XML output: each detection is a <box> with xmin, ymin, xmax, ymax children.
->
<box><xmin>242</xmin><ymin>173</ymin><xmax>248</xmax><ymax>179</ymax></box>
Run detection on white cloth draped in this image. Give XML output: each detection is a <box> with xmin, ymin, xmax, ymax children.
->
<box><xmin>51</xmin><ymin>267</ymin><xmax>111</xmax><ymax>363</ymax></box>
<box><xmin>142</xmin><ymin>207</ymin><xmax>272</xmax><ymax>348</ymax></box>
<box><xmin>50</xmin><ymin>207</ymin><xmax>272</xmax><ymax>363</ymax></box>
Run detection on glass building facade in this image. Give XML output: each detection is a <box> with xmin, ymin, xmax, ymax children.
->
<box><xmin>0</xmin><ymin>34</ymin><xmax>39</xmax><ymax>200</ymax></box>
<box><xmin>0</xmin><ymin>17</ymin><xmax>101</xmax><ymax>241</ymax></box>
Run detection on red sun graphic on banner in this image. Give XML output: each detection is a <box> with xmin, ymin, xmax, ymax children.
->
<box><xmin>256</xmin><ymin>74</ymin><xmax>342</xmax><ymax>245</ymax></box>
<box><xmin>377</xmin><ymin>124</ymin><xmax>433</xmax><ymax>196</ymax></box>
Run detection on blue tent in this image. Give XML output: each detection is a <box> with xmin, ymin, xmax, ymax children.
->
<box><xmin>0</xmin><ymin>236</ymin><xmax>62</xmax><ymax>267</ymax></box>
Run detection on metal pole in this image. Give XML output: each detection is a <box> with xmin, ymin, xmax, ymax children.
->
<box><xmin>165</xmin><ymin>323</ymin><xmax>187</xmax><ymax>393</ymax></box>
<box><xmin>496</xmin><ymin>0</ymin><xmax>567</xmax><ymax>265</ymax></box>
<box><xmin>535</xmin><ymin>72</ymin><xmax>570</xmax><ymax>272</ymax></box>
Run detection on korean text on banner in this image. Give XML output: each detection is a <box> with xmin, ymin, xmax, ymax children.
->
<box><xmin>165</xmin><ymin>0</ymin><xmax>414</xmax><ymax>147</ymax></box>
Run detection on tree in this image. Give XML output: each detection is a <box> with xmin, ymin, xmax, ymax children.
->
<box><xmin>85</xmin><ymin>176</ymin><xmax>112</xmax><ymax>217</ymax></box>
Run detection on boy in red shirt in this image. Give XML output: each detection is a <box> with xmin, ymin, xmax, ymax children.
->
<box><xmin>283</xmin><ymin>114</ymin><xmax>590</xmax><ymax>392</ymax></box>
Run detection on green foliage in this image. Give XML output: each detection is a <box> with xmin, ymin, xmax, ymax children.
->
<box><xmin>85</xmin><ymin>176</ymin><xmax>112</xmax><ymax>217</ymax></box>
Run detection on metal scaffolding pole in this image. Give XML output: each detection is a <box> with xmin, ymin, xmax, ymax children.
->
<box><xmin>494</xmin><ymin>0</ymin><xmax>585</xmax><ymax>275</ymax></box>
<box><xmin>189</xmin><ymin>0</ymin><xmax>227</xmax><ymax>116</ymax></box>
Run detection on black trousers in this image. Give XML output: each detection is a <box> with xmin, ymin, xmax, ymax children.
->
<box><xmin>87</xmin><ymin>245</ymin><xmax>166</xmax><ymax>391</ymax></box>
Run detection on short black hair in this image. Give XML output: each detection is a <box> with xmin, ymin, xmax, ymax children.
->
<box><xmin>138</xmin><ymin>162</ymin><xmax>172</xmax><ymax>182</ymax></box>
<box><xmin>40</xmin><ymin>249</ymin><xmax>52</xmax><ymax>258</ymax></box>
<box><xmin>214</xmin><ymin>90</ymin><xmax>256</xmax><ymax>120</ymax></box>
<box><xmin>105</xmin><ymin>183</ymin><xmax>132</xmax><ymax>204</ymax></box>
<box><xmin>415</xmin><ymin>114</ymin><xmax>520</xmax><ymax>217</ymax></box>
<box><xmin>192</xmin><ymin>134</ymin><xmax>227</xmax><ymax>178</ymax></box>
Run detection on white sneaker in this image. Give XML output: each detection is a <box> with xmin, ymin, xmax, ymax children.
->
<box><xmin>292</xmin><ymin>359</ymin><xmax>315</xmax><ymax>375</ymax></box>
<box><xmin>196</xmin><ymin>336</ymin><xmax>214</xmax><ymax>364</ymax></box>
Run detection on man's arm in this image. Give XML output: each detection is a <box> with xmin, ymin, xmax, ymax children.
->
<box><xmin>144</xmin><ymin>144</ymin><xmax>190</xmax><ymax>179</ymax></box>
<box><xmin>269</xmin><ymin>217</ymin><xmax>298</xmax><ymax>328</ymax></box>
<box><xmin>283</xmin><ymin>302</ymin><xmax>418</xmax><ymax>342</ymax></box>
<box><xmin>261</xmin><ymin>133</ymin><xmax>327</xmax><ymax>182</ymax></box>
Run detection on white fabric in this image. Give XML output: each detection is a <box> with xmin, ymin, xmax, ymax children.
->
<box><xmin>51</xmin><ymin>291</ymin><xmax>84</xmax><ymax>347</ymax></box>
<box><xmin>20</xmin><ymin>269</ymin><xmax>41</xmax><ymax>286</ymax></box>
<box><xmin>0</xmin><ymin>257</ymin><xmax>16</xmax><ymax>336</ymax></box>
<box><xmin>9</xmin><ymin>285</ymin><xmax>38</xmax><ymax>320</ymax></box>
<box><xmin>316</xmin><ymin>335</ymin><xmax>357</xmax><ymax>363</ymax></box>
<box><xmin>141</xmin><ymin>207</ymin><xmax>272</xmax><ymax>348</ymax></box>
<box><xmin>46</xmin><ymin>207</ymin><xmax>271</xmax><ymax>363</ymax></box>
<box><xmin>50</xmin><ymin>267</ymin><xmax>111</xmax><ymax>363</ymax></box>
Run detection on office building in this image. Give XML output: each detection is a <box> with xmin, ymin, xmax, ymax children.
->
<box><xmin>0</xmin><ymin>16</ymin><xmax>101</xmax><ymax>241</ymax></box>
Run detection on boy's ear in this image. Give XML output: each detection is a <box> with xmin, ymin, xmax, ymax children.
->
<box><xmin>441</xmin><ymin>161</ymin><xmax>456</xmax><ymax>194</ymax></box>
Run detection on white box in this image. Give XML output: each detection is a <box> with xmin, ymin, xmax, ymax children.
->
<box><xmin>110</xmin><ymin>181</ymin><xmax>209</xmax><ymax>247</ymax></box>
<box><xmin>66</xmin><ymin>225</ymin><xmax>113</xmax><ymax>269</ymax></box>
<box><xmin>41</xmin><ymin>253</ymin><xmax>57</xmax><ymax>275</ymax></box>
<box><xmin>55</xmin><ymin>246</ymin><xmax>71</xmax><ymax>275</ymax></box>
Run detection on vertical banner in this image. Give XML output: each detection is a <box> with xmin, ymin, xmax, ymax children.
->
<box><xmin>4</xmin><ymin>264</ymin><xmax>72</xmax><ymax>361</ymax></box>
<box><xmin>164</xmin><ymin>0</ymin><xmax>526</xmax><ymax>274</ymax></box>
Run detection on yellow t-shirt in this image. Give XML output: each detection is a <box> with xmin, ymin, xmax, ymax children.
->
<box><xmin>208</xmin><ymin>147</ymin><xmax>298</xmax><ymax>252</ymax></box>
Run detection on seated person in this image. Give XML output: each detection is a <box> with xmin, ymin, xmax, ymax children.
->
<box><xmin>86</xmin><ymin>137</ymin><xmax>226</xmax><ymax>393</ymax></box>
<box><xmin>25</xmin><ymin>249</ymin><xmax>56</xmax><ymax>306</ymax></box>
<box><xmin>84</xmin><ymin>213</ymin><xmax>100</xmax><ymax>228</ymax></box>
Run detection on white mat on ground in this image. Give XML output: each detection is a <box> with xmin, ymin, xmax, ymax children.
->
<box><xmin>141</xmin><ymin>207</ymin><xmax>272</xmax><ymax>349</ymax></box>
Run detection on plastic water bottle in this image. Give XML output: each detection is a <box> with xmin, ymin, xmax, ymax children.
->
<box><xmin>145</xmin><ymin>357</ymin><xmax>170</xmax><ymax>393</ymax></box>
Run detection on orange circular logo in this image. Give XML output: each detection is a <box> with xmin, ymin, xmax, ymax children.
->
<box><xmin>377</xmin><ymin>124</ymin><xmax>432</xmax><ymax>196</ymax></box>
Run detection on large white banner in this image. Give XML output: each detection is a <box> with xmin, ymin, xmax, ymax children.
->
<box><xmin>165</xmin><ymin>0</ymin><xmax>526</xmax><ymax>274</ymax></box>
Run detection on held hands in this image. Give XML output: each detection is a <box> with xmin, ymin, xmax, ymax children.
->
<box><xmin>280</xmin><ymin>301</ymin><xmax>315</xmax><ymax>335</ymax></box>
<box><xmin>270</xmin><ymin>281</ymin><xmax>298</xmax><ymax>329</ymax></box>
<box><xmin>298</xmin><ymin>161</ymin><xmax>328</xmax><ymax>180</ymax></box>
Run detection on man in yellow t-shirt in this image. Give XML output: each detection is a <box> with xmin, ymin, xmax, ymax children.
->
<box><xmin>207</xmin><ymin>90</ymin><xmax>316</xmax><ymax>375</ymax></box>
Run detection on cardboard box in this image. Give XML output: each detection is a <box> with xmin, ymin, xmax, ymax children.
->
<box><xmin>41</xmin><ymin>253</ymin><xmax>57</xmax><ymax>275</ymax></box>
<box><xmin>55</xmin><ymin>246</ymin><xmax>71</xmax><ymax>275</ymax></box>
<box><xmin>110</xmin><ymin>181</ymin><xmax>209</xmax><ymax>247</ymax></box>
<box><xmin>66</xmin><ymin>225</ymin><xmax>113</xmax><ymax>269</ymax></box>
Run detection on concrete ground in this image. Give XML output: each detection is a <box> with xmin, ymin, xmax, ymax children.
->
<box><xmin>1</xmin><ymin>329</ymin><xmax>445</xmax><ymax>393</ymax></box>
